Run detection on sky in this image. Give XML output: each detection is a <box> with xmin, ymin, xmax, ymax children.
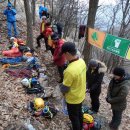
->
<box><xmin>99</xmin><ymin>0</ymin><xmax>116</xmax><ymax>5</ymax></box>
<box><xmin>80</xmin><ymin>0</ymin><xmax>117</xmax><ymax>5</ymax></box>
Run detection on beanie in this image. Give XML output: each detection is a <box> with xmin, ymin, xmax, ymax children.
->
<box><xmin>89</xmin><ymin>59</ymin><xmax>98</xmax><ymax>68</ymax></box>
<box><xmin>113</xmin><ymin>67</ymin><xmax>125</xmax><ymax>77</ymax></box>
<box><xmin>61</xmin><ymin>42</ymin><xmax>77</xmax><ymax>55</ymax></box>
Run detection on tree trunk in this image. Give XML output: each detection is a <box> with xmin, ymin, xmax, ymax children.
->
<box><xmin>14</xmin><ymin>0</ymin><xmax>16</xmax><ymax>8</ymax></box>
<box><xmin>31</xmin><ymin>0</ymin><xmax>36</xmax><ymax>26</ymax></box>
<box><xmin>23</xmin><ymin>0</ymin><xmax>33</xmax><ymax>49</ymax></box>
<box><xmin>83</xmin><ymin>0</ymin><xmax>99</xmax><ymax>65</ymax></box>
<box><xmin>50</xmin><ymin>0</ymin><xmax>54</xmax><ymax>22</ymax></box>
<box><xmin>44</xmin><ymin>0</ymin><xmax>46</xmax><ymax>6</ymax></box>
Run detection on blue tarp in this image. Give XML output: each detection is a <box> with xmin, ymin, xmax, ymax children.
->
<box><xmin>0</xmin><ymin>57</ymin><xmax>23</xmax><ymax>64</ymax></box>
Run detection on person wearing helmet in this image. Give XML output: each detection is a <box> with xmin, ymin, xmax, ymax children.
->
<box><xmin>51</xmin><ymin>33</ymin><xmax>66</xmax><ymax>83</ymax></box>
<box><xmin>3</xmin><ymin>2</ymin><xmax>18</xmax><ymax>38</ymax></box>
<box><xmin>87</xmin><ymin>59</ymin><xmax>107</xmax><ymax>114</ymax></box>
<box><xmin>106</xmin><ymin>67</ymin><xmax>130</xmax><ymax>130</ymax></box>
<box><xmin>36</xmin><ymin>16</ymin><xmax>47</xmax><ymax>49</ymax></box>
<box><xmin>60</xmin><ymin>42</ymin><xmax>86</xmax><ymax>130</ymax></box>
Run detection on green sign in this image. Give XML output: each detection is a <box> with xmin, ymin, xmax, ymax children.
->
<box><xmin>103</xmin><ymin>34</ymin><xmax>130</xmax><ymax>58</ymax></box>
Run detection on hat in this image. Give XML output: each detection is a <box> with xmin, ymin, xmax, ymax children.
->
<box><xmin>89</xmin><ymin>59</ymin><xmax>98</xmax><ymax>68</ymax></box>
<box><xmin>41</xmin><ymin>16</ymin><xmax>47</xmax><ymax>20</ymax></box>
<box><xmin>61</xmin><ymin>42</ymin><xmax>77</xmax><ymax>54</ymax></box>
<box><xmin>113</xmin><ymin>67</ymin><xmax>125</xmax><ymax>77</ymax></box>
<box><xmin>7</xmin><ymin>3</ymin><xmax>12</xmax><ymax>7</ymax></box>
<box><xmin>51</xmin><ymin>33</ymin><xmax>59</xmax><ymax>40</ymax></box>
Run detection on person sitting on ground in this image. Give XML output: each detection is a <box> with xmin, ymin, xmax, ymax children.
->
<box><xmin>86</xmin><ymin>59</ymin><xmax>107</xmax><ymax>113</ymax></box>
<box><xmin>106</xmin><ymin>67</ymin><xmax>130</xmax><ymax>130</ymax></box>
<box><xmin>3</xmin><ymin>2</ymin><xmax>18</xmax><ymax>38</ymax></box>
<box><xmin>52</xmin><ymin>33</ymin><xmax>66</xmax><ymax>83</ymax></box>
<box><xmin>60</xmin><ymin>42</ymin><xmax>86</xmax><ymax>130</ymax></box>
<box><xmin>36</xmin><ymin>16</ymin><xmax>47</xmax><ymax>49</ymax></box>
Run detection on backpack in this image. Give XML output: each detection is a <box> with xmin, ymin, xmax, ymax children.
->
<box><xmin>56</xmin><ymin>22</ymin><xmax>63</xmax><ymax>35</ymax></box>
<box><xmin>52</xmin><ymin>23</ymin><xmax>63</xmax><ymax>38</ymax></box>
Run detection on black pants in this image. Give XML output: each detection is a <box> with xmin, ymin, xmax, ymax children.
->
<box><xmin>49</xmin><ymin>47</ymin><xmax>55</xmax><ymax>55</ymax></box>
<box><xmin>58</xmin><ymin>66</ymin><xmax>65</xmax><ymax>82</ymax></box>
<box><xmin>90</xmin><ymin>92</ymin><xmax>100</xmax><ymax>112</ymax></box>
<box><xmin>110</xmin><ymin>110</ymin><xmax>123</xmax><ymax>129</ymax></box>
<box><xmin>36</xmin><ymin>34</ymin><xmax>49</xmax><ymax>50</ymax></box>
<box><xmin>67</xmin><ymin>103</ymin><xmax>83</xmax><ymax>130</ymax></box>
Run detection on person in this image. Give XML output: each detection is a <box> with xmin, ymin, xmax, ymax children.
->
<box><xmin>87</xmin><ymin>59</ymin><xmax>107</xmax><ymax>113</ymax></box>
<box><xmin>36</xmin><ymin>16</ymin><xmax>47</xmax><ymax>49</ymax></box>
<box><xmin>39</xmin><ymin>6</ymin><xmax>49</xmax><ymax>19</ymax></box>
<box><xmin>52</xmin><ymin>22</ymin><xmax>63</xmax><ymax>38</ymax></box>
<box><xmin>52</xmin><ymin>33</ymin><xmax>66</xmax><ymax>83</ymax></box>
<box><xmin>43</xmin><ymin>22</ymin><xmax>53</xmax><ymax>51</ymax></box>
<box><xmin>60</xmin><ymin>42</ymin><xmax>86</xmax><ymax>130</ymax></box>
<box><xmin>106</xmin><ymin>67</ymin><xmax>130</xmax><ymax>130</ymax></box>
<box><xmin>3</xmin><ymin>2</ymin><xmax>18</xmax><ymax>38</ymax></box>
<box><xmin>56</xmin><ymin>22</ymin><xmax>63</xmax><ymax>38</ymax></box>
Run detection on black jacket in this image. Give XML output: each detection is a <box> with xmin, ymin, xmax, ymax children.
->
<box><xmin>87</xmin><ymin>60</ymin><xmax>107</xmax><ymax>94</ymax></box>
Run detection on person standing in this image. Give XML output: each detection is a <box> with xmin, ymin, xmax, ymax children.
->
<box><xmin>87</xmin><ymin>59</ymin><xmax>107</xmax><ymax>113</ymax></box>
<box><xmin>60</xmin><ymin>42</ymin><xmax>86</xmax><ymax>130</ymax></box>
<box><xmin>36</xmin><ymin>16</ymin><xmax>47</xmax><ymax>49</ymax></box>
<box><xmin>3</xmin><ymin>2</ymin><xmax>18</xmax><ymax>38</ymax></box>
<box><xmin>106</xmin><ymin>67</ymin><xmax>129</xmax><ymax>130</ymax></box>
<box><xmin>52</xmin><ymin>33</ymin><xmax>66</xmax><ymax>83</ymax></box>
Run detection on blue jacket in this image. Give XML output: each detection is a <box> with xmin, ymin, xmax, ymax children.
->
<box><xmin>39</xmin><ymin>6</ymin><xmax>48</xmax><ymax>18</ymax></box>
<box><xmin>3</xmin><ymin>3</ymin><xmax>16</xmax><ymax>22</ymax></box>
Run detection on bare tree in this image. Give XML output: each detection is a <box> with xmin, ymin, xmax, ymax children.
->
<box><xmin>83</xmin><ymin>0</ymin><xmax>99</xmax><ymax>65</ymax></box>
<box><xmin>23</xmin><ymin>0</ymin><xmax>33</xmax><ymax>49</ymax></box>
<box><xmin>31</xmin><ymin>0</ymin><xmax>36</xmax><ymax>26</ymax></box>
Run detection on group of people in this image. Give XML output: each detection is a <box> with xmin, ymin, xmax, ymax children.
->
<box><xmin>59</xmin><ymin>43</ymin><xmax>129</xmax><ymax>130</ymax></box>
<box><xmin>36</xmin><ymin>12</ymin><xmax>66</xmax><ymax>83</ymax></box>
<box><xmin>3</xmin><ymin>2</ymin><xmax>130</xmax><ymax>130</ymax></box>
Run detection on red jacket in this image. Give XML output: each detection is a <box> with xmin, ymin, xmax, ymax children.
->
<box><xmin>53</xmin><ymin>39</ymin><xmax>66</xmax><ymax>66</ymax></box>
<box><xmin>44</xmin><ymin>27</ymin><xmax>53</xmax><ymax>38</ymax></box>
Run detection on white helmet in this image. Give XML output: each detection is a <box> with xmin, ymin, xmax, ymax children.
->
<box><xmin>21</xmin><ymin>78</ymin><xmax>30</xmax><ymax>87</ymax></box>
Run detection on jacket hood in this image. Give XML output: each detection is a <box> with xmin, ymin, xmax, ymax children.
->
<box><xmin>39</xmin><ymin>6</ymin><xmax>48</xmax><ymax>11</ymax></box>
<box><xmin>96</xmin><ymin>60</ymin><xmax>107</xmax><ymax>73</ymax></box>
<box><xmin>7</xmin><ymin>3</ymin><xmax>12</xmax><ymax>7</ymax></box>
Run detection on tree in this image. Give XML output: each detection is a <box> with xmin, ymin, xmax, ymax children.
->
<box><xmin>31</xmin><ymin>0</ymin><xmax>36</xmax><ymax>26</ymax></box>
<box><xmin>23</xmin><ymin>0</ymin><xmax>34</xmax><ymax>49</ymax></box>
<box><xmin>83</xmin><ymin>0</ymin><xmax>99</xmax><ymax>65</ymax></box>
